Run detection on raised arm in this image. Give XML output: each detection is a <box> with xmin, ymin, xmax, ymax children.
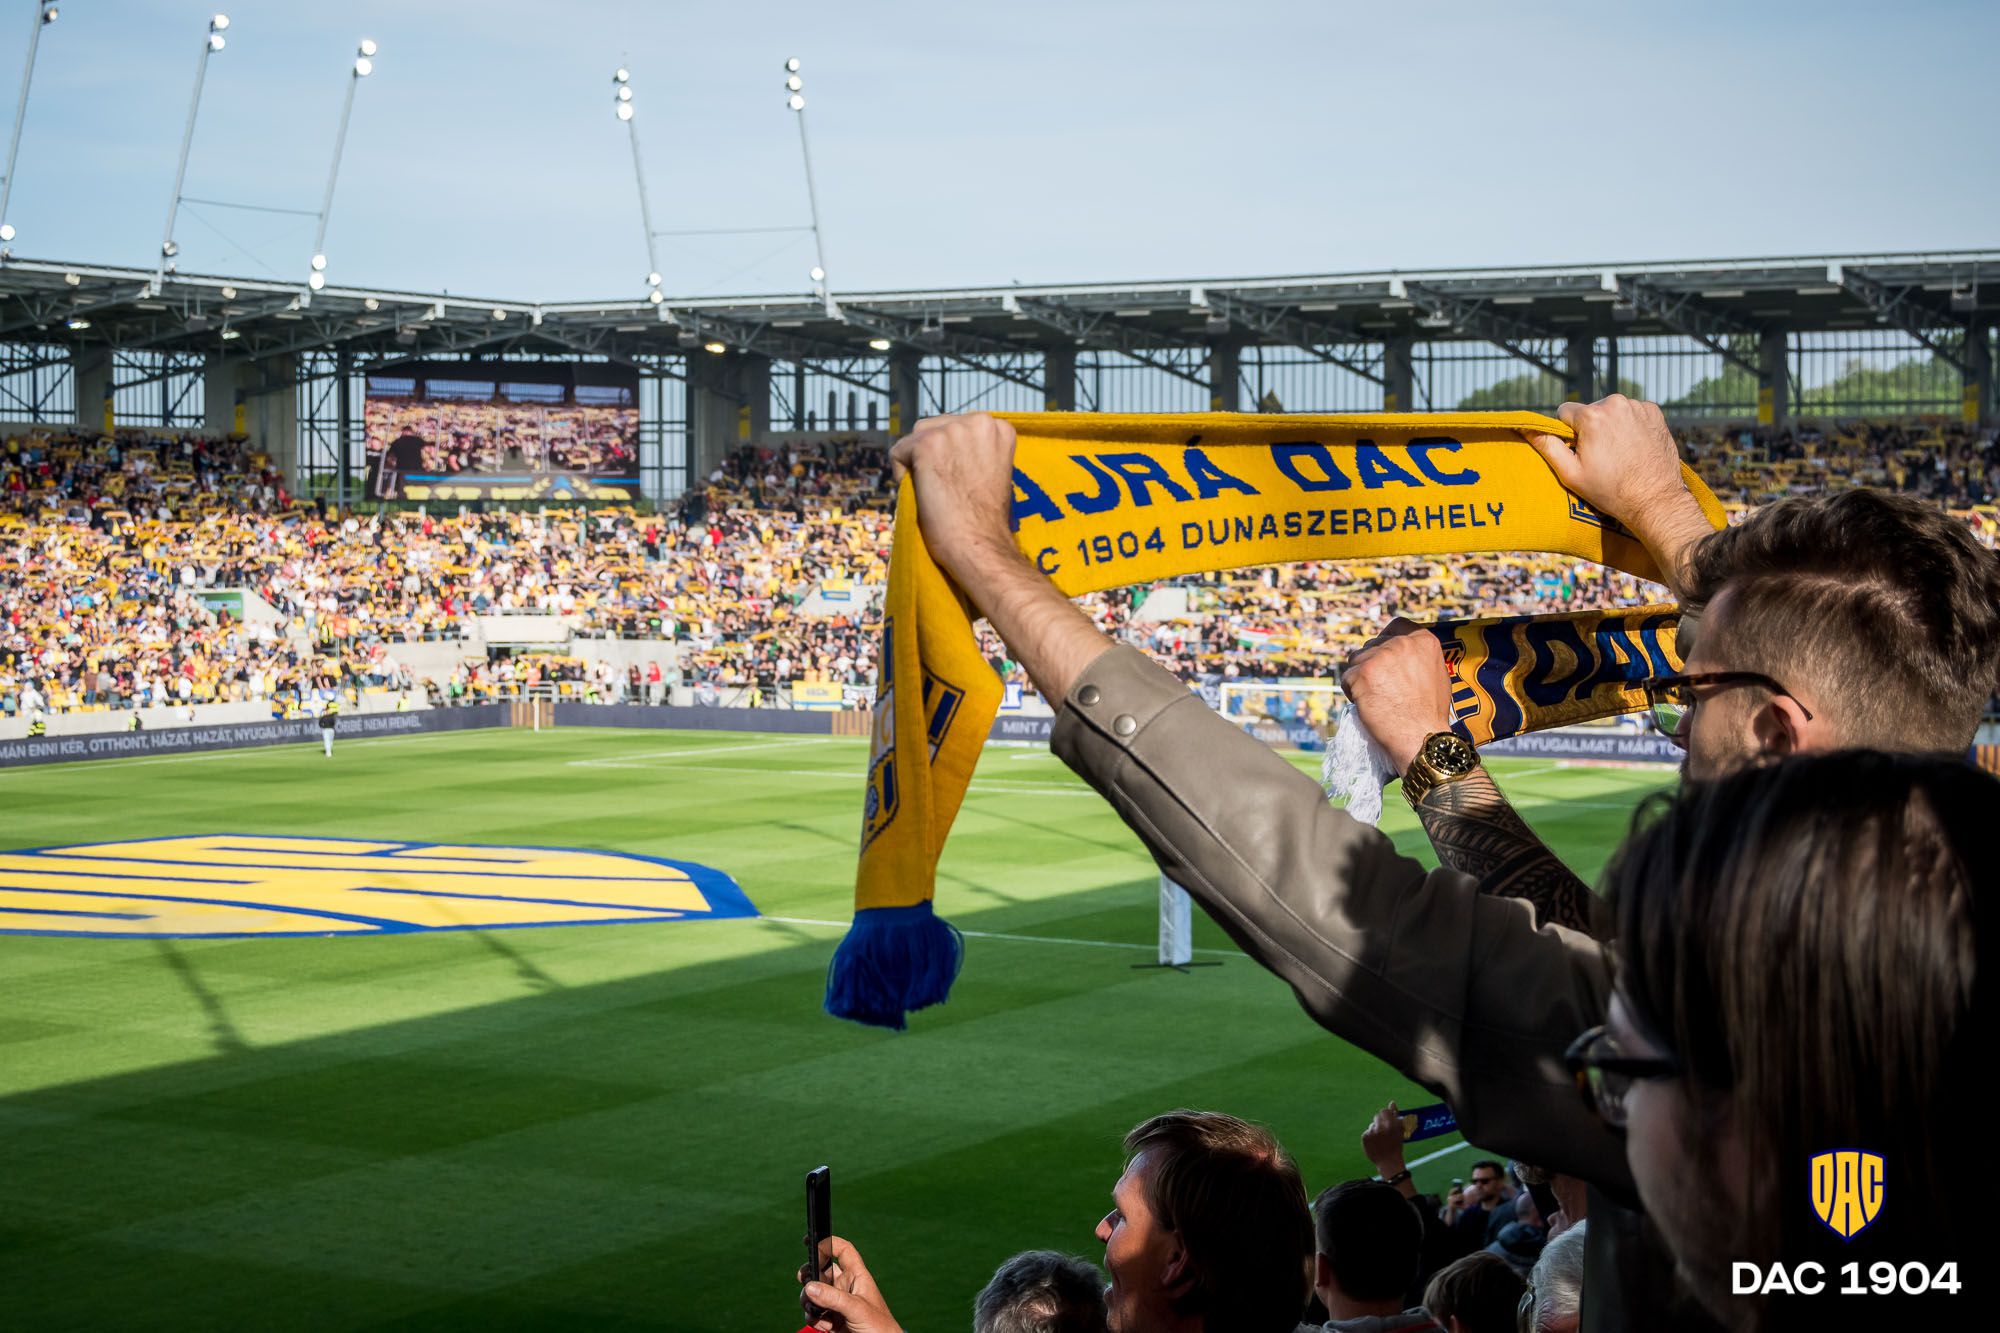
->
<box><xmin>1341</xmin><ymin>620</ymin><xmax>1603</xmax><ymax>935</ymax></box>
<box><xmin>1523</xmin><ymin>394</ymin><xmax>1717</xmax><ymax>601</ymax></box>
<box><xmin>890</xmin><ymin>413</ymin><xmax>1631</xmax><ymax>1192</ymax></box>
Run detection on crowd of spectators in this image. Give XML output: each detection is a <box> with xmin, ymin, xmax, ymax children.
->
<box><xmin>4</xmin><ymin>417</ymin><xmax>1996</xmax><ymax>717</ymax></box>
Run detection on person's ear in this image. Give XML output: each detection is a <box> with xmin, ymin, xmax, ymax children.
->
<box><xmin>1750</xmin><ymin>693</ymin><xmax>1812</xmax><ymax>758</ymax></box>
<box><xmin>1314</xmin><ymin>1252</ymin><xmax>1333</xmax><ymax>1294</ymax></box>
<box><xmin>1162</xmin><ymin>1240</ymin><xmax>1195</xmax><ymax>1298</ymax></box>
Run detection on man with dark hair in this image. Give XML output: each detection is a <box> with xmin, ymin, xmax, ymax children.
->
<box><xmin>1448</xmin><ymin>1161</ymin><xmax>1511</xmax><ymax>1251</ymax></box>
<box><xmin>1419</xmin><ymin>1252</ymin><xmax>1522</xmax><ymax>1333</ymax></box>
<box><xmin>973</xmin><ymin>1251</ymin><xmax>1109</xmax><ymax>1333</ymax></box>
<box><xmin>1304</xmin><ymin>1180</ymin><xmax>1441</xmax><ymax>1332</ymax></box>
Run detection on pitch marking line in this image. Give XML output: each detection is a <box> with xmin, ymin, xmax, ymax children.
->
<box><xmin>763</xmin><ymin>914</ymin><xmax>1239</xmax><ymax>957</ymax></box>
<box><xmin>565</xmin><ymin>737</ymin><xmax>840</xmax><ymax>767</ymax></box>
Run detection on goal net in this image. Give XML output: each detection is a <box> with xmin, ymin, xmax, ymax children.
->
<box><xmin>1215</xmin><ymin>679</ymin><xmax>1343</xmax><ymax>750</ymax></box>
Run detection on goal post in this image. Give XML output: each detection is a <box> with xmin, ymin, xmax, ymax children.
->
<box><xmin>1215</xmin><ymin>679</ymin><xmax>1343</xmax><ymax>750</ymax></box>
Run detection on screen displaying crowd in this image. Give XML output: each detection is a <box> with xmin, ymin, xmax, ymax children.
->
<box><xmin>1</xmin><ymin>414</ymin><xmax>1995</xmax><ymax>719</ymax></box>
<box><xmin>363</xmin><ymin>382</ymin><xmax>639</xmax><ymax>501</ymax></box>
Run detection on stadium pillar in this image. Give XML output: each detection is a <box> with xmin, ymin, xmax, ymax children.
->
<box><xmin>888</xmin><ymin>350</ymin><xmax>920</xmax><ymax>435</ymax></box>
<box><xmin>739</xmin><ymin>354</ymin><xmax>772</xmax><ymax>442</ymax></box>
<box><xmin>1043</xmin><ymin>344</ymin><xmax>1076</xmax><ymax>412</ymax></box>
<box><xmin>1207</xmin><ymin>337</ymin><xmax>1242</xmax><ymax>412</ymax></box>
<box><xmin>1564</xmin><ymin>337</ymin><xmax>1595</xmax><ymax>403</ymax></box>
<box><xmin>1758</xmin><ymin>328</ymin><xmax>1789</xmax><ymax>428</ymax></box>
<box><xmin>71</xmin><ymin>349</ymin><xmax>111</xmax><ymax>434</ymax></box>
<box><xmin>1964</xmin><ymin>316</ymin><xmax>1994</xmax><ymax>428</ymax></box>
<box><xmin>684</xmin><ymin>352</ymin><xmax>740</xmax><ymax>482</ymax></box>
<box><xmin>1383</xmin><ymin>335</ymin><xmax>1414</xmax><ymax>412</ymax></box>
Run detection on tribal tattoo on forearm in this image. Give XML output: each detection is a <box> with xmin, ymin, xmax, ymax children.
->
<box><xmin>1412</xmin><ymin>769</ymin><xmax>1599</xmax><ymax>934</ymax></box>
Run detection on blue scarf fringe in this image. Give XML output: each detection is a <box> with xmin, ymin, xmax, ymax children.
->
<box><xmin>823</xmin><ymin>902</ymin><xmax>965</xmax><ymax>1030</ymax></box>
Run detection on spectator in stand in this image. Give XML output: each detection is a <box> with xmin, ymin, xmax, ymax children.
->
<box><xmin>973</xmin><ymin>1251</ymin><xmax>1109</xmax><ymax>1333</ymax></box>
<box><xmin>1449</xmin><ymin>1163</ymin><xmax>1514</xmax><ymax>1251</ymax></box>
<box><xmin>1418</xmin><ymin>1254</ymin><xmax>1522</xmax><ymax>1333</ymax></box>
<box><xmin>1515</xmin><ymin>1224</ymin><xmax>1586</xmax><ymax>1333</ymax></box>
<box><xmin>800</xmin><ymin>1110</ymin><xmax>1313</xmax><ymax>1333</ymax></box>
<box><xmin>1575</xmin><ymin>752</ymin><xmax>1986</xmax><ymax>1331</ymax></box>
<box><xmin>1305</xmin><ymin>1180</ymin><xmax>1442</xmax><ymax>1333</ymax></box>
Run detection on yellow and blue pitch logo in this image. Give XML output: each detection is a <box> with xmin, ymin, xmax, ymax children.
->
<box><xmin>1810</xmin><ymin>1150</ymin><xmax>1885</xmax><ymax>1240</ymax></box>
<box><xmin>0</xmin><ymin>834</ymin><xmax>753</xmax><ymax>938</ymax></box>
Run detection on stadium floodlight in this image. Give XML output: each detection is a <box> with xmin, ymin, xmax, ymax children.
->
<box><xmin>614</xmin><ymin>68</ymin><xmax>629</xmax><ymax>83</ymax></box>
<box><xmin>304</xmin><ymin>39</ymin><xmax>378</xmax><ymax>303</ymax></box>
<box><xmin>617</xmin><ymin>85</ymin><xmax>632</xmax><ymax>102</ymax></box>
<box><xmin>3</xmin><ymin>3</ymin><xmax>69</xmax><ymax>251</ymax></box>
<box><xmin>615</xmin><ymin>102</ymin><xmax>633</xmax><ymax>121</ymax></box>
<box><xmin>220</xmin><ymin>284</ymin><xmax>235</xmax><ymax>298</ymax></box>
<box><xmin>785</xmin><ymin>60</ymin><xmax>834</xmax><ymax>314</ymax></box>
<box><xmin>62</xmin><ymin>269</ymin><xmax>77</xmax><ymax>285</ymax></box>
<box><xmin>362</xmin><ymin>296</ymin><xmax>379</xmax><ymax>311</ymax></box>
<box><xmin>703</xmin><ymin>340</ymin><xmax>726</xmax><ymax>354</ymax></box>
<box><xmin>65</xmin><ymin>315</ymin><xmax>88</xmax><ymax>329</ymax></box>
<box><xmin>155</xmin><ymin>11</ymin><xmax>230</xmax><ymax>291</ymax></box>
<box><xmin>219</xmin><ymin>326</ymin><xmax>240</xmax><ymax>340</ymax></box>
<box><xmin>614</xmin><ymin>68</ymin><xmax>673</xmax><ymax>323</ymax></box>
<box><xmin>492</xmin><ymin>307</ymin><xmax>507</xmax><ymax>320</ymax></box>
<box><xmin>809</xmin><ymin>265</ymin><xmax>825</xmax><ymax>282</ymax></box>
<box><xmin>646</xmin><ymin>271</ymin><xmax>661</xmax><ymax>287</ymax></box>
<box><xmin>647</xmin><ymin>289</ymin><xmax>665</xmax><ymax>304</ymax></box>
<box><xmin>867</xmin><ymin>337</ymin><xmax>892</xmax><ymax>351</ymax></box>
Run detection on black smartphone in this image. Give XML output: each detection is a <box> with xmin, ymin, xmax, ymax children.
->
<box><xmin>804</xmin><ymin>1165</ymin><xmax>832</xmax><ymax>1319</ymax></box>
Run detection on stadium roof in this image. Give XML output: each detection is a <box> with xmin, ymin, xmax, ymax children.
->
<box><xmin>2</xmin><ymin>250</ymin><xmax>1995</xmax><ymax>375</ymax></box>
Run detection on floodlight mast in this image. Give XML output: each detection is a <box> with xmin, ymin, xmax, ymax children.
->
<box><xmin>154</xmin><ymin>15</ymin><xmax>230</xmax><ymax>293</ymax></box>
<box><xmin>0</xmin><ymin>0</ymin><xmax>61</xmax><ymax>251</ymax></box>
<box><xmin>614</xmin><ymin>69</ymin><xmax>674</xmax><ymax>323</ymax></box>
<box><xmin>785</xmin><ymin>58</ymin><xmax>836</xmax><ymax>317</ymax></box>
<box><xmin>305</xmin><ymin>39</ymin><xmax>376</xmax><ymax>302</ymax></box>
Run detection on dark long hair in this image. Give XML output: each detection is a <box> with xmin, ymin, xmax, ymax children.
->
<box><xmin>1607</xmin><ymin>751</ymin><xmax>1988</xmax><ymax>1326</ymax></box>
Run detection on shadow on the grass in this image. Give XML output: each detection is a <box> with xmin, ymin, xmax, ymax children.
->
<box><xmin>3</xmin><ymin>875</ymin><xmax>1266</xmax><ymax>1332</ymax></box>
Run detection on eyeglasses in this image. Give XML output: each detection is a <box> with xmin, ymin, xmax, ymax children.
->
<box><xmin>1641</xmin><ymin>671</ymin><xmax>1814</xmax><ymax>740</ymax></box>
<box><xmin>1563</xmin><ymin>1025</ymin><xmax>1679</xmax><ymax>1130</ymax></box>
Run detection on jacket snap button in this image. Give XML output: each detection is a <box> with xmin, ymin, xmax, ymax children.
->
<box><xmin>1077</xmin><ymin>685</ymin><xmax>1101</xmax><ymax>706</ymax></box>
<box><xmin>1113</xmin><ymin>714</ymin><xmax>1137</xmax><ymax>737</ymax></box>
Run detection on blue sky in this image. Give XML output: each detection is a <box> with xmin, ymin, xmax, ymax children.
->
<box><xmin>1</xmin><ymin>0</ymin><xmax>1991</xmax><ymax>301</ymax></box>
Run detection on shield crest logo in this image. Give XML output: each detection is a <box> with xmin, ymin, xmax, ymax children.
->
<box><xmin>1810</xmin><ymin>1151</ymin><xmax>1884</xmax><ymax>1240</ymax></box>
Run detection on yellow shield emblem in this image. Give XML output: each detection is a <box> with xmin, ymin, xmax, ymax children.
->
<box><xmin>1810</xmin><ymin>1151</ymin><xmax>1884</xmax><ymax>1240</ymax></box>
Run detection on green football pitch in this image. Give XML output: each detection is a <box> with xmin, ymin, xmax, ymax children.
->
<box><xmin>0</xmin><ymin>728</ymin><xmax>1672</xmax><ymax>1330</ymax></box>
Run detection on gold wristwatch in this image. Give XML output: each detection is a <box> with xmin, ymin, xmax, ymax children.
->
<box><xmin>1400</xmin><ymin>731</ymin><xmax>1480</xmax><ymax>806</ymax></box>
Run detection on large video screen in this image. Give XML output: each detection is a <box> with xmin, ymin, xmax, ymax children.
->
<box><xmin>363</xmin><ymin>362</ymin><xmax>641</xmax><ymax>501</ymax></box>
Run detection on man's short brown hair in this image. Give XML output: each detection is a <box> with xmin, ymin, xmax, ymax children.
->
<box><xmin>1684</xmin><ymin>489</ymin><xmax>2000</xmax><ymax>751</ymax></box>
<box><xmin>1422</xmin><ymin>1251</ymin><xmax>1524</xmax><ymax>1333</ymax></box>
<box><xmin>1122</xmin><ymin>1110</ymin><xmax>1312</xmax><ymax>1333</ymax></box>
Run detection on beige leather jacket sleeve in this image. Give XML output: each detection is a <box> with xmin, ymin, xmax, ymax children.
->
<box><xmin>1051</xmin><ymin>646</ymin><xmax>1633</xmax><ymax>1194</ymax></box>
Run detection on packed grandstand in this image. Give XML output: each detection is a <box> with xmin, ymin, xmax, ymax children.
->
<box><xmin>3</xmin><ymin>416</ymin><xmax>1995</xmax><ymax>720</ymax></box>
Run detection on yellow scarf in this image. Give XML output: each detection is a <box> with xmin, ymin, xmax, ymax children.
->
<box><xmin>830</xmin><ymin>413</ymin><xmax>1723</xmax><ymax>1028</ymax></box>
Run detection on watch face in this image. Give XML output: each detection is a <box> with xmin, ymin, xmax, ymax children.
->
<box><xmin>1424</xmin><ymin>733</ymin><xmax>1478</xmax><ymax>776</ymax></box>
